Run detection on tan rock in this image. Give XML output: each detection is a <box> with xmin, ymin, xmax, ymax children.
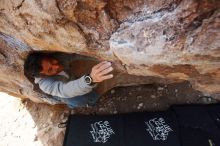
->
<box><xmin>0</xmin><ymin>0</ymin><xmax>220</xmax><ymax>103</ymax></box>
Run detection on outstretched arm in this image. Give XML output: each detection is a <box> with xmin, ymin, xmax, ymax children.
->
<box><xmin>36</xmin><ymin>61</ymin><xmax>114</xmax><ymax>98</ymax></box>
<box><xmin>37</xmin><ymin>75</ymin><xmax>95</xmax><ymax>98</ymax></box>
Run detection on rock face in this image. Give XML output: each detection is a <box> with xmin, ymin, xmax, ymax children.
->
<box><xmin>110</xmin><ymin>0</ymin><xmax>220</xmax><ymax>94</ymax></box>
<box><xmin>0</xmin><ymin>0</ymin><xmax>220</xmax><ymax>102</ymax></box>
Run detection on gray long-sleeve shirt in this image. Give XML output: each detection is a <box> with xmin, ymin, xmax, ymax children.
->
<box><xmin>34</xmin><ymin>71</ymin><xmax>95</xmax><ymax>98</ymax></box>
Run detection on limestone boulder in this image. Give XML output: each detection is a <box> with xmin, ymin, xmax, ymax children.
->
<box><xmin>0</xmin><ymin>0</ymin><xmax>220</xmax><ymax>102</ymax></box>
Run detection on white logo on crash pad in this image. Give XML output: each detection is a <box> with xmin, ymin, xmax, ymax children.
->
<box><xmin>90</xmin><ymin>121</ymin><xmax>115</xmax><ymax>143</ymax></box>
<box><xmin>145</xmin><ymin>117</ymin><xmax>173</xmax><ymax>141</ymax></box>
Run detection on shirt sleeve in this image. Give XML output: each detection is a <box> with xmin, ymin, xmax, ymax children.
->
<box><xmin>36</xmin><ymin>76</ymin><xmax>96</xmax><ymax>98</ymax></box>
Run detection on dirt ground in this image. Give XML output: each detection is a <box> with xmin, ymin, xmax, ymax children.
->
<box><xmin>66</xmin><ymin>81</ymin><xmax>219</xmax><ymax>115</ymax></box>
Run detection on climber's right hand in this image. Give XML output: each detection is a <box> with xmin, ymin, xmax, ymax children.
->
<box><xmin>90</xmin><ymin>61</ymin><xmax>114</xmax><ymax>83</ymax></box>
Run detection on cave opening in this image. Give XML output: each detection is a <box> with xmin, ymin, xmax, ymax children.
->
<box><xmin>23</xmin><ymin>51</ymin><xmax>206</xmax><ymax>110</ymax></box>
<box><xmin>24</xmin><ymin>51</ymin><xmax>154</xmax><ymax>97</ymax></box>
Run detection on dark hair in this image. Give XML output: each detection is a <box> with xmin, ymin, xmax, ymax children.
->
<box><xmin>24</xmin><ymin>52</ymin><xmax>56</xmax><ymax>78</ymax></box>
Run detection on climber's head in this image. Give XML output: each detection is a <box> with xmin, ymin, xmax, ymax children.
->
<box><xmin>24</xmin><ymin>52</ymin><xmax>64</xmax><ymax>78</ymax></box>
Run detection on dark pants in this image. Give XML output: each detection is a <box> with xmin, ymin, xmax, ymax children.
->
<box><xmin>54</xmin><ymin>91</ymin><xmax>101</xmax><ymax>109</ymax></box>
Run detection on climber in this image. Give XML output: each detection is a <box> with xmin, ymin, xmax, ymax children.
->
<box><xmin>24</xmin><ymin>52</ymin><xmax>114</xmax><ymax>108</ymax></box>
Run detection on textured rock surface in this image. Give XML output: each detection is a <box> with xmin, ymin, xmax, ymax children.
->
<box><xmin>110</xmin><ymin>0</ymin><xmax>220</xmax><ymax>94</ymax></box>
<box><xmin>0</xmin><ymin>0</ymin><xmax>220</xmax><ymax>102</ymax></box>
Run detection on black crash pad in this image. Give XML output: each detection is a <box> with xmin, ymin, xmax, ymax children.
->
<box><xmin>63</xmin><ymin>104</ymin><xmax>220</xmax><ymax>146</ymax></box>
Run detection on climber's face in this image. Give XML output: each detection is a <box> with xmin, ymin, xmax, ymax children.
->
<box><xmin>40</xmin><ymin>57</ymin><xmax>64</xmax><ymax>76</ymax></box>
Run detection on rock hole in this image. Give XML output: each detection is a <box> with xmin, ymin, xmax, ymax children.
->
<box><xmin>24</xmin><ymin>51</ymin><xmax>171</xmax><ymax>104</ymax></box>
<box><xmin>0</xmin><ymin>52</ymin><xmax>6</xmax><ymax>63</ymax></box>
